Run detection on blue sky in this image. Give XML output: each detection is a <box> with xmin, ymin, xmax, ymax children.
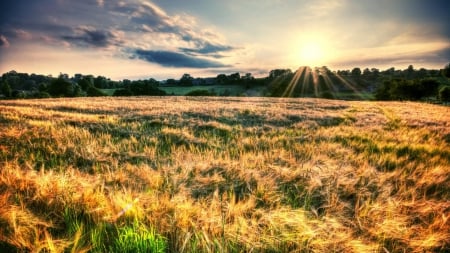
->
<box><xmin>0</xmin><ymin>0</ymin><xmax>449</xmax><ymax>80</ymax></box>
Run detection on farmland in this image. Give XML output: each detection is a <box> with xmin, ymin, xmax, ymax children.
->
<box><xmin>0</xmin><ymin>97</ymin><xmax>449</xmax><ymax>252</ymax></box>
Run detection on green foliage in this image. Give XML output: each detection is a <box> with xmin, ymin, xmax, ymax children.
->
<box><xmin>110</xmin><ymin>222</ymin><xmax>167</xmax><ymax>253</ymax></box>
<box><xmin>351</xmin><ymin>67</ymin><xmax>361</xmax><ymax>77</ymax></box>
<box><xmin>443</xmin><ymin>62</ymin><xmax>450</xmax><ymax>78</ymax></box>
<box><xmin>180</xmin><ymin>73</ymin><xmax>194</xmax><ymax>86</ymax></box>
<box><xmin>48</xmin><ymin>77</ymin><xmax>77</xmax><ymax>97</ymax></box>
<box><xmin>439</xmin><ymin>86</ymin><xmax>450</xmax><ymax>102</ymax></box>
<box><xmin>113</xmin><ymin>88</ymin><xmax>134</xmax><ymax>96</ymax></box>
<box><xmin>1</xmin><ymin>81</ymin><xmax>12</xmax><ymax>97</ymax></box>
<box><xmin>320</xmin><ymin>91</ymin><xmax>335</xmax><ymax>99</ymax></box>
<box><xmin>87</xmin><ymin>86</ymin><xmax>107</xmax><ymax>97</ymax></box>
<box><xmin>375</xmin><ymin>78</ymin><xmax>441</xmax><ymax>101</ymax></box>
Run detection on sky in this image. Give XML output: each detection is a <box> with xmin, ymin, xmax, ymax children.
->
<box><xmin>0</xmin><ymin>0</ymin><xmax>449</xmax><ymax>80</ymax></box>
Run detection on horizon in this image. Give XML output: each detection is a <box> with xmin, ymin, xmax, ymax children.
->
<box><xmin>1</xmin><ymin>64</ymin><xmax>447</xmax><ymax>82</ymax></box>
<box><xmin>1</xmin><ymin>0</ymin><xmax>449</xmax><ymax>80</ymax></box>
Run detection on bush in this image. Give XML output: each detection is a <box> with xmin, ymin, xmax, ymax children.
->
<box><xmin>113</xmin><ymin>89</ymin><xmax>133</xmax><ymax>96</ymax></box>
<box><xmin>439</xmin><ymin>86</ymin><xmax>450</xmax><ymax>102</ymax></box>
<box><xmin>320</xmin><ymin>91</ymin><xmax>335</xmax><ymax>99</ymax></box>
<box><xmin>87</xmin><ymin>86</ymin><xmax>107</xmax><ymax>97</ymax></box>
<box><xmin>35</xmin><ymin>91</ymin><xmax>51</xmax><ymax>98</ymax></box>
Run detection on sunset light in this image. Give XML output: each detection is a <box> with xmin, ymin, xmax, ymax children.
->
<box><xmin>298</xmin><ymin>42</ymin><xmax>325</xmax><ymax>67</ymax></box>
<box><xmin>0</xmin><ymin>0</ymin><xmax>448</xmax><ymax>79</ymax></box>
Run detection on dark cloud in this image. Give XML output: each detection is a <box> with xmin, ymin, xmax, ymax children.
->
<box><xmin>0</xmin><ymin>0</ymin><xmax>236</xmax><ymax>68</ymax></box>
<box><xmin>135</xmin><ymin>49</ymin><xmax>228</xmax><ymax>68</ymax></box>
<box><xmin>61</xmin><ymin>26</ymin><xmax>119</xmax><ymax>47</ymax></box>
<box><xmin>180</xmin><ymin>42</ymin><xmax>234</xmax><ymax>56</ymax></box>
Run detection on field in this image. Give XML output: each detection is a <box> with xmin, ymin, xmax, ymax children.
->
<box><xmin>159</xmin><ymin>85</ymin><xmax>249</xmax><ymax>96</ymax></box>
<box><xmin>0</xmin><ymin>96</ymin><xmax>449</xmax><ymax>252</ymax></box>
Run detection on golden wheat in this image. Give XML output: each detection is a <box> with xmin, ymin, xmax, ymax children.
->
<box><xmin>0</xmin><ymin>97</ymin><xmax>449</xmax><ymax>252</ymax></box>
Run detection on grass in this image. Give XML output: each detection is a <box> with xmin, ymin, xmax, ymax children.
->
<box><xmin>0</xmin><ymin>96</ymin><xmax>449</xmax><ymax>252</ymax></box>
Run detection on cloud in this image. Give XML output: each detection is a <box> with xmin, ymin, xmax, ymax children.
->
<box><xmin>330</xmin><ymin>39</ymin><xmax>450</xmax><ymax>69</ymax></box>
<box><xmin>135</xmin><ymin>49</ymin><xmax>228</xmax><ymax>68</ymax></box>
<box><xmin>180</xmin><ymin>42</ymin><xmax>234</xmax><ymax>56</ymax></box>
<box><xmin>61</xmin><ymin>26</ymin><xmax>121</xmax><ymax>48</ymax></box>
<box><xmin>0</xmin><ymin>0</ymin><xmax>237</xmax><ymax>71</ymax></box>
<box><xmin>0</xmin><ymin>35</ymin><xmax>10</xmax><ymax>47</ymax></box>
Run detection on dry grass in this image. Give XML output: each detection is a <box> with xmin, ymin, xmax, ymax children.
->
<box><xmin>0</xmin><ymin>97</ymin><xmax>449</xmax><ymax>252</ymax></box>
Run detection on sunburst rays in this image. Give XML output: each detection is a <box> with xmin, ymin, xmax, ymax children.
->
<box><xmin>275</xmin><ymin>66</ymin><xmax>365</xmax><ymax>99</ymax></box>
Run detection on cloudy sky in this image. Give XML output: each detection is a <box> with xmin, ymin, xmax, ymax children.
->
<box><xmin>0</xmin><ymin>0</ymin><xmax>449</xmax><ymax>80</ymax></box>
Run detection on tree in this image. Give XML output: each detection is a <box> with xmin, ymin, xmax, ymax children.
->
<box><xmin>48</xmin><ymin>77</ymin><xmax>75</xmax><ymax>97</ymax></box>
<box><xmin>1</xmin><ymin>81</ymin><xmax>12</xmax><ymax>97</ymax></box>
<box><xmin>363</xmin><ymin>68</ymin><xmax>371</xmax><ymax>76</ymax></box>
<box><xmin>351</xmin><ymin>67</ymin><xmax>361</xmax><ymax>77</ymax></box>
<box><xmin>78</xmin><ymin>77</ymin><xmax>93</xmax><ymax>91</ymax></box>
<box><xmin>216</xmin><ymin>74</ymin><xmax>228</xmax><ymax>84</ymax></box>
<box><xmin>94</xmin><ymin>76</ymin><xmax>107</xmax><ymax>89</ymax></box>
<box><xmin>87</xmin><ymin>86</ymin><xmax>107</xmax><ymax>97</ymax></box>
<box><xmin>443</xmin><ymin>62</ymin><xmax>450</xmax><ymax>78</ymax></box>
<box><xmin>420</xmin><ymin>79</ymin><xmax>440</xmax><ymax>98</ymax></box>
<box><xmin>439</xmin><ymin>86</ymin><xmax>450</xmax><ymax>102</ymax></box>
<box><xmin>180</xmin><ymin>74</ymin><xmax>193</xmax><ymax>86</ymax></box>
<box><xmin>113</xmin><ymin>89</ymin><xmax>133</xmax><ymax>96</ymax></box>
<box><xmin>269</xmin><ymin>69</ymin><xmax>292</xmax><ymax>79</ymax></box>
<box><xmin>405</xmin><ymin>65</ymin><xmax>415</xmax><ymax>79</ymax></box>
<box><xmin>228</xmin><ymin>72</ymin><xmax>240</xmax><ymax>83</ymax></box>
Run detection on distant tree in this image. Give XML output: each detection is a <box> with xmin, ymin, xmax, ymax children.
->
<box><xmin>87</xmin><ymin>86</ymin><xmax>107</xmax><ymax>97</ymax></box>
<box><xmin>269</xmin><ymin>69</ymin><xmax>292</xmax><ymax>79</ymax></box>
<box><xmin>78</xmin><ymin>77</ymin><xmax>93</xmax><ymax>91</ymax></box>
<box><xmin>405</xmin><ymin>65</ymin><xmax>415</xmax><ymax>79</ymax></box>
<box><xmin>113</xmin><ymin>89</ymin><xmax>133</xmax><ymax>96</ymax></box>
<box><xmin>243</xmin><ymin>73</ymin><xmax>254</xmax><ymax>80</ymax></box>
<box><xmin>363</xmin><ymin>68</ymin><xmax>371</xmax><ymax>76</ymax></box>
<box><xmin>371</xmin><ymin>68</ymin><xmax>380</xmax><ymax>78</ymax></box>
<box><xmin>351</xmin><ymin>67</ymin><xmax>361</xmax><ymax>77</ymax></box>
<box><xmin>73</xmin><ymin>85</ymin><xmax>84</xmax><ymax>97</ymax></box>
<box><xmin>439</xmin><ymin>86</ymin><xmax>450</xmax><ymax>102</ymax></box>
<box><xmin>48</xmin><ymin>77</ymin><xmax>76</xmax><ymax>97</ymax></box>
<box><xmin>12</xmin><ymin>90</ymin><xmax>26</xmax><ymax>99</ymax></box>
<box><xmin>35</xmin><ymin>91</ymin><xmax>51</xmax><ymax>99</ymax></box>
<box><xmin>443</xmin><ymin>62</ymin><xmax>450</xmax><ymax>78</ymax></box>
<box><xmin>1</xmin><ymin>81</ymin><xmax>12</xmax><ymax>97</ymax></box>
<box><xmin>420</xmin><ymin>79</ymin><xmax>440</xmax><ymax>98</ymax></box>
<box><xmin>165</xmin><ymin>79</ymin><xmax>177</xmax><ymax>86</ymax></box>
<box><xmin>38</xmin><ymin>82</ymin><xmax>49</xmax><ymax>92</ymax></box>
<box><xmin>180</xmin><ymin>74</ymin><xmax>194</xmax><ymax>86</ymax></box>
<box><xmin>320</xmin><ymin>91</ymin><xmax>335</xmax><ymax>99</ymax></box>
<box><xmin>417</xmin><ymin>68</ymin><xmax>429</xmax><ymax>78</ymax></box>
<box><xmin>94</xmin><ymin>76</ymin><xmax>107</xmax><ymax>89</ymax></box>
<box><xmin>216</xmin><ymin>74</ymin><xmax>228</xmax><ymax>84</ymax></box>
<box><xmin>228</xmin><ymin>72</ymin><xmax>240</xmax><ymax>83</ymax></box>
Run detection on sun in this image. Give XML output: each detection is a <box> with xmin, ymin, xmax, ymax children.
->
<box><xmin>299</xmin><ymin>42</ymin><xmax>325</xmax><ymax>67</ymax></box>
<box><xmin>299</xmin><ymin>43</ymin><xmax>324</xmax><ymax>66</ymax></box>
<box><xmin>289</xmin><ymin>33</ymin><xmax>335</xmax><ymax>67</ymax></box>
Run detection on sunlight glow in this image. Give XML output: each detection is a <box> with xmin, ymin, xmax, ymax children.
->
<box><xmin>290</xmin><ymin>34</ymin><xmax>335</xmax><ymax>68</ymax></box>
<box><xmin>300</xmin><ymin>43</ymin><xmax>324</xmax><ymax>66</ymax></box>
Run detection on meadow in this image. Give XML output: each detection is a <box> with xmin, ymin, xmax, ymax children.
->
<box><xmin>0</xmin><ymin>96</ymin><xmax>449</xmax><ymax>252</ymax></box>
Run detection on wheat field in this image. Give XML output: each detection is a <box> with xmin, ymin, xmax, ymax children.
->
<box><xmin>0</xmin><ymin>97</ymin><xmax>449</xmax><ymax>252</ymax></box>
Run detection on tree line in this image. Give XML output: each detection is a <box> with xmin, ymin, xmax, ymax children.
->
<box><xmin>1</xmin><ymin>63</ymin><xmax>449</xmax><ymax>102</ymax></box>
